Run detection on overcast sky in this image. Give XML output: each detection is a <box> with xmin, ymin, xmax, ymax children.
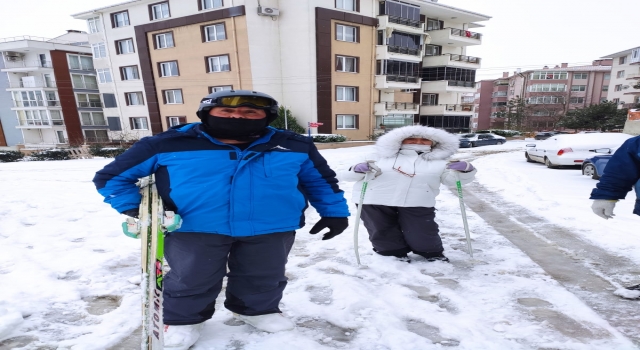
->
<box><xmin>0</xmin><ymin>0</ymin><xmax>638</xmax><ymax>80</ymax></box>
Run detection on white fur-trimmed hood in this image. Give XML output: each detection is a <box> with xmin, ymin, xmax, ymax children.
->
<box><xmin>375</xmin><ymin>125</ymin><xmax>459</xmax><ymax>160</ymax></box>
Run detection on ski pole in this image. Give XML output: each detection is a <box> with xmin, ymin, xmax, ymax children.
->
<box><xmin>454</xmin><ymin>171</ymin><xmax>473</xmax><ymax>258</ymax></box>
<box><xmin>353</xmin><ymin>171</ymin><xmax>374</xmax><ymax>266</ymax></box>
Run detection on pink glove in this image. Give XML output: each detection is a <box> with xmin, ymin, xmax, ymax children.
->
<box><xmin>446</xmin><ymin>161</ymin><xmax>475</xmax><ymax>172</ymax></box>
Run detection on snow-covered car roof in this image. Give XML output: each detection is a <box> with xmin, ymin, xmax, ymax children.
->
<box><xmin>530</xmin><ymin>133</ymin><xmax>633</xmax><ymax>149</ymax></box>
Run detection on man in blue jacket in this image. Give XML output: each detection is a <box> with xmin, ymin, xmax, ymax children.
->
<box><xmin>94</xmin><ymin>90</ymin><xmax>350</xmax><ymax>349</ymax></box>
<box><xmin>590</xmin><ymin>134</ymin><xmax>640</xmax><ymax>297</ymax></box>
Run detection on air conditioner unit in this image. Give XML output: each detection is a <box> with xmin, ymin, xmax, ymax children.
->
<box><xmin>257</xmin><ymin>6</ymin><xmax>279</xmax><ymax>16</ymax></box>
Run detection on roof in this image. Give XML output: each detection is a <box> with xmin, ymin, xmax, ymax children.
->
<box><xmin>601</xmin><ymin>46</ymin><xmax>640</xmax><ymax>59</ymax></box>
<box><xmin>71</xmin><ymin>0</ymin><xmax>142</xmax><ymax>18</ymax></box>
<box><xmin>521</xmin><ymin>65</ymin><xmax>612</xmax><ymax>73</ymax></box>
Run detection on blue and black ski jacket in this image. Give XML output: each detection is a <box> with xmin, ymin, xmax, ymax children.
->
<box><xmin>93</xmin><ymin>124</ymin><xmax>350</xmax><ymax>236</ymax></box>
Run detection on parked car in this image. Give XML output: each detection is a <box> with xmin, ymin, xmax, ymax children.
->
<box><xmin>582</xmin><ymin>149</ymin><xmax>613</xmax><ymax>180</ymax></box>
<box><xmin>524</xmin><ymin>133</ymin><xmax>632</xmax><ymax>169</ymax></box>
<box><xmin>458</xmin><ymin>133</ymin><xmax>506</xmax><ymax>148</ymax></box>
<box><xmin>534</xmin><ymin>132</ymin><xmax>556</xmax><ymax>140</ymax></box>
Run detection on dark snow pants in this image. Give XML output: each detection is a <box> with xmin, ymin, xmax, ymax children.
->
<box><xmin>360</xmin><ymin>205</ymin><xmax>443</xmax><ymax>257</ymax></box>
<box><xmin>162</xmin><ymin>231</ymin><xmax>295</xmax><ymax>325</ymax></box>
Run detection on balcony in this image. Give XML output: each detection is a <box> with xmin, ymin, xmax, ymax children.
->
<box><xmin>376</xmin><ymin>45</ymin><xmax>422</xmax><ymax>62</ymax></box>
<box><xmin>73</xmin><ymin>83</ymin><xmax>99</xmax><ymax>90</ymax></box>
<box><xmin>375</xmin><ymin>75</ymin><xmax>421</xmax><ymax>91</ymax></box>
<box><xmin>423</xmin><ymin>54</ymin><xmax>481</xmax><ymax>69</ymax></box>
<box><xmin>17</xmin><ymin>119</ymin><xmax>64</xmax><ymax>128</ymax></box>
<box><xmin>374</xmin><ymin>102</ymin><xmax>420</xmax><ymax>115</ymax></box>
<box><xmin>426</xmin><ymin>28</ymin><xmax>482</xmax><ymax>47</ymax></box>
<box><xmin>377</xmin><ymin>15</ymin><xmax>426</xmax><ymax>36</ymax></box>
<box><xmin>7</xmin><ymin>80</ymin><xmax>57</xmax><ymax>89</ymax></box>
<box><xmin>78</xmin><ymin>101</ymin><xmax>103</xmax><ymax>108</ymax></box>
<box><xmin>420</xmin><ymin>104</ymin><xmax>474</xmax><ymax>115</ymax></box>
<box><xmin>421</xmin><ymin>80</ymin><xmax>476</xmax><ymax>93</ymax></box>
<box><xmin>12</xmin><ymin>100</ymin><xmax>61</xmax><ymax>108</ymax></box>
<box><xmin>626</xmin><ymin>74</ymin><xmax>640</xmax><ymax>80</ymax></box>
<box><xmin>1</xmin><ymin>60</ymin><xmax>53</xmax><ymax>72</ymax></box>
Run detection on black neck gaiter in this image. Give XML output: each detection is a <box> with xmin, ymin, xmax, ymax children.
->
<box><xmin>201</xmin><ymin>115</ymin><xmax>269</xmax><ymax>142</ymax></box>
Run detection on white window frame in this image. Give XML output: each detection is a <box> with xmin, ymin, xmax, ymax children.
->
<box><xmin>602</xmin><ymin>85</ymin><xmax>609</xmax><ymax>92</ymax></box>
<box><xmin>80</xmin><ymin>111</ymin><xmax>106</xmax><ymax>126</ymax></box>
<box><xmin>336</xmin><ymin>24</ymin><xmax>357</xmax><ymax>42</ymax></box>
<box><xmin>604</xmin><ymin>73</ymin><xmax>611</xmax><ymax>80</ymax></box>
<box><xmin>151</xmin><ymin>2</ymin><xmax>170</xmax><ymax>20</ymax></box>
<box><xmin>159</xmin><ymin>61</ymin><xmax>179</xmax><ymax>77</ymax></box>
<box><xmin>84</xmin><ymin>129</ymin><xmax>109</xmax><ymax>142</ymax></box>
<box><xmin>336</xmin><ymin>0</ymin><xmax>356</xmax><ymax>11</ymax></box>
<box><xmin>164</xmin><ymin>89</ymin><xmax>183</xmax><ymax>104</ymax></box>
<box><xmin>619</xmin><ymin>56</ymin><xmax>627</xmax><ymax>65</ymax></box>
<box><xmin>573</xmin><ymin>73</ymin><xmax>588</xmax><ymax>79</ymax></box>
<box><xmin>204</xmin><ymin>24</ymin><xmax>226</xmax><ymax>42</ymax></box>
<box><xmin>155</xmin><ymin>32</ymin><xmax>174</xmax><ymax>49</ymax></box>
<box><xmin>202</xmin><ymin>0</ymin><xmax>223</xmax><ymax>10</ymax></box>
<box><xmin>87</xmin><ymin>17</ymin><xmax>101</xmax><ymax>33</ymax></box>
<box><xmin>168</xmin><ymin>116</ymin><xmax>186</xmax><ymax>126</ymax></box>
<box><xmin>570</xmin><ymin>85</ymin><xmax>586</xmax><ymax>92</ymax></box>
<box><xmin>92</xmin><ymin>43</ymin><xmax>107</xmax><ymax>59</ymax></box>
<box><xmin>614</xmin><ymin>84</ymin><xmax>623</xmax><ymax>92</ymax></box>
<box><xmin>336</xmin><ymin>114</ymin><xmax>356</xmax><ymax>129</ymax></box>
<box><xmin>130</xmin><ymin>117</ymin><xmax>149</xmax><ymax>130</ymax></box>
<box><xmin>336</xmin><ymin>86</ymin><xmax>357</xmax><ymax>101</ymax></box>
<box><xmin>113</xmin><ymin>11</ymin><xmax>130</xmax><ymax>27</ymax></box>
<box><xmin>530</xmin><ymin>71</ymin><xmax>568</xmax><ymax>80</ymax></box>
<box><xmin>96</xmin><ymin>69</ymin><xmax>112</xmax><ymax>83</ymax></box>
<box><xmin>336</xmin><ymin>55</ymin><xmax>357</xmax><ymax>73</ymax></box>
<box><xmin>569</xmin><ymin>97</ymin><xmax>585</xmax><ymax>104</ymax></box>
<box><xmin>121</xmin><ymin>66</ymin><xmax>140</xmax><ymax>80</ymax></box>
<box><xmin>68</xmin><ymin>54</ymin><xmax>94</xmax><ymax>70</ymax></box>
<box><xmin>528</xmin><ymin>84</ymin><xmax>566</xmax><ymax>92</ymax></box>
<box><xmin>210</xmin><ymin>85</ymin><xmax>233</xmax><ymax>93</ymax></box>
<box><xmin>631</xmin><ymin>49</ymin><xmax>640</xmax><ymax>64</ymax></box>
<box><xmin>71</xmin><ymin>74</ymin><xmax>98</xmax><ymax>89</ymax></box>
<box><xmin>527</xmin><ymin>96</ymin><xmax>564</xmax><ymax>104</ymax></box>
<box><xmin>117</xmin><ymin>39</ymin><xmax>135</xmax><ymax>54</ymax></box>
<box><xmin>207</xmin><ymin>55</ymin><xmax>230</xmax><ymax>73</ymax></box>
<box><xmin>76</xmin><ymin>93</ymin><xmax>102</xmax><ymax>108</ymax></box>
<box><xmin>126</xmin><ymin>92</ymin><xmax>144</xmax><ymax>106</ymax></box>
<box><xmin>617</xmin><ymin>70</ymin><xmax>625</xmax><ymax>78</ymax></box>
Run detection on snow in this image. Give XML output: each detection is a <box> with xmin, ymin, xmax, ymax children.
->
<box><xmin>0</xmin><ymin>141</ymin><xmax>638</xmax><ymax>349</ymax></box>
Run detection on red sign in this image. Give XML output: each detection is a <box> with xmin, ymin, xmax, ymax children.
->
<box><xmin>308</xmin><ymin>122</ymin><xmax>324</xmax><ymax>127</ymax></box>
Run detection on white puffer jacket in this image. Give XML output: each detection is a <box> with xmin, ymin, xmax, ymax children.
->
<box><xmin>339</xmin><ymin>125</ymin><xmax>476</xmax><ymax>207</ymax></box>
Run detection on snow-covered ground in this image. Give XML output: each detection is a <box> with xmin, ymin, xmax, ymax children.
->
<box><xmin>0</xmin><ymin>141</ymin><xmax>638</xmax><ymax>349</ymax></box>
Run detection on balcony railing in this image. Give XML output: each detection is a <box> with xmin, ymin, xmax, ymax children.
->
<box><xmin>446</xmin><ymin>54</ymin><xmax>481</xmax><ymax>64</ymax></box>
<box><xmin>3</xmin><ymin>61</ymin><xmax>53</xmax><ymax>69</ymax></box>
<box><xmin>626</xmin><ymin>73</ymin><xmax>640</xmax><ymax>80</ymax></box>
<box><xmin>18</xmin><ymin>119</ymin><xmax>64</xmax><ymax>126</ymax></box>
<box><xmin>85</xmin><ymin>137</ymin><xmax>111</xmax><ymax>143</ymax></box>
<box><xmin>388</xmin><ymin>45</ymin><xmax>421</xmax><ymax>56</ymax></box>
<box><xmin>82</xmin><ymin>121</ymin><xmax>108</xmax><ymax>126</ymax></box>
<box><xmin>387</xmin><ymin>16</ymin><xmax>421</xmax><ymax>28</ymax></box>
<box><xmin>78</xmin><ymin>101</ymin><xmax>103</xmax><ymax>108</ymax></box>
<box><xmin>8</xmin><ymin>80</ymin><xmax>57</xmax><ymax>88</ymax></box>
<box><xmin>73</xmin><ymin>83</ymin><xmax>99</xmax><ymax>90</ymax></box>
<box><xmin>447</xmin><ymin>81</ymin><xmax>476</xmax><ymax>88</ymax></box>
<box><xmin>449</xmin><ymin>28</ymin><xmax>481</xmax><ymax>39</ymax></box>
<box><xmin>384</xmin><ymin>102</ymin><xmax>418</xmax><ymax>110</ymax></box>
<box><xmin>0</xmin><ymin>35</ymin><xmax>89</xmax><ymax>46</ymax></box>
<box><xmin>422</xmin><ymin>104</ymin><xmax>474</xmax><ymax>112</ymax></box>
<box><xmin>386</xmin><ymin>75</ymin><xmax>420</xmax><ymax>83</ymax></box>
<box><xmin>13</xmin><ymin>100</ymin><xmax>61</xmax><ymax>107</ymax></box>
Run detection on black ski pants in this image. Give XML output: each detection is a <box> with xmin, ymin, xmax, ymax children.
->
<box><xmin>163</xmin><ymin>231</ymin><xmax>295</xmax><ymax>325</ymax></box>
<box><xmin>360</xmin><ymin>205</ymin><xmax>443</xmax><ymax>257</ymax></box>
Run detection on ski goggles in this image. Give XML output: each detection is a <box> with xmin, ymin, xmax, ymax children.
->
<box><xmin>201</xmin><ymin>96</ymin><xmax>275</xmax><ymax>108</ymax></box>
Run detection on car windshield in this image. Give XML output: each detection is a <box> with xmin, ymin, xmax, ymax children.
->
<box><xmin>459</xmin><ymin>134</ymin><xmax>475</xmax><ymax>138</ymax></box>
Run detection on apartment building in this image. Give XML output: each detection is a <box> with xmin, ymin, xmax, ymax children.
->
<box><xmin>71</xmin><ymin>0</ymin><xmax>489</xmax><ymax>141</ymax></box>
<box><xmin>602</xmin><ymin>46</ymin><xmax>640</xmax><ymax>108</ymax></box>
<box><xmin>476</xmin><ymin>61</ymin><xmax>611</xmax><ymax>131</ymax></box>
<box><xmin>0</xmin><ymin>31</ymin><xmax>105</xmax><ymax>148</ymax></box>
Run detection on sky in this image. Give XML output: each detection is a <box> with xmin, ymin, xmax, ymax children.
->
<box><xmin>0</xmin><ymin>0</ymin><xmax>639</xmax><ymax>80</ymax></box>
<box><xmin>1</xmin><ymin>141</ymin><xmax>639</xmax><ymax>348</ymax></box>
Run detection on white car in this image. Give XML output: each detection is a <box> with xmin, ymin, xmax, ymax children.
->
<box><xmin>525</xmin><ymin>133</ymin><xmax>633</xmax><ymax>168</ymax></box>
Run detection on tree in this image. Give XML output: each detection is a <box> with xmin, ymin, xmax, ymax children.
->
<box><xmin>495</xmin><ymin>98</ymin><xmax>529</xmax><ymax>131</ymax></box>
<box><xmin>526</xmin><ymin>94</ymin><xmax>567</xmax><ymax>131</ymax></box>
<box><xmin>558</xmin><ymin>101</ymin><xmax>627</xmax><ymax>131</ymax></box>
<box><xmin>270</xmin><ymin>106</ymin><xmax>306</xmax><ymax>134</ymax></box>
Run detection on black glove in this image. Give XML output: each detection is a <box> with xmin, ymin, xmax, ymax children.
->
<box><xmin>122</xmin><ymin>208</ymin><xmax>140</xmax><ymax>218</ymax></box>
<box><xmin>309</xmin><ymin>217</ymin><xmax>349</xmax><ymax>240</ymax></box>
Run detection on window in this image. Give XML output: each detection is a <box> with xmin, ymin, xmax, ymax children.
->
<box><xmin>201</xmin><ymin>0</ymin><xmax>223</xmax><ymax>10</ymax></box>
<box><xmin>571</xmin><ymin>85</ymin><xmax>586</xmax><ymax>92</ymax></box>
<box><xmin>336</xmin><ymin>24</ymin><xmax>357</xmax><ymax>42</ymax></box>
<box><xmin>150</xmin><ymin>2</ymin><xmax>170</xmax><ymax>20</ymax></box>
<box><xmin>81</xmin><ymin>112</ymin><xmax>106</xmax><ymax>126</ymax></box>
<box><xmin>159</xmin><ymin>61</ymin><xmax>179</xmax><ymax>77</ymax></box>
<box><xmin>121</xmin><ymin>66</ymin><xmax>140</xmax><ymax>80</ymax></box>
<box><xmin>602</xmin><ymin>85</ymin><xmax>609</xmax><ymax>91</ymax></box>
<box><xmin>336</xmin><ymin>55</ymin><xmax>357</xmax><ymax>72</ymax></box>
<box><xmin>96</xmin><ymin>69</ymin><xmax>112</xmax><ymax>83</ymax></box>
<box><xmin>604</xmin><ymin>73</ymin><xmax>611</xmax><ymax>80</ymax></box>
<box><xmin>619</xmin><ymin>56</ymin><xmax>627</xmax><ymax>65</ymax></box>
<box><xmin>103</xmin><ymin>93</ymin><xmax>117</xmax><ymax>108</ymax></box>
<box><xmin>612</xmin><ymin>98</ymin><xmax>620</xmax><ymax>104</ymax></box>
<box><xmin>87</xmin><ymin>17</ymin><xmax>101</xmax><ymax>33</ymax></box>
<box><xmin>380</xmin><ymin>1</ymin><xmax>420</xmax><ymax>28</ymax></box>
<box><xmin>203</xmin><ymin>23</ymin><xmax>226</xmax><ymax>42</ymax></box>
<box><xmin>492</xmin><ymin>102</ymin><xmax>507</xmax><ymax>107</ymax></box>
<box><xmin>92</xmin><ymin>43</ymin><xmax>107</xmax><ymax>58</ymax></box>
<box><xmin>116</xmin><ymin>39</ymin><xmax>135</xmax><ymax>54</ymax></box>
<box><xmin>45</xmin><ymin>91</ymin><xmax>58</xmax><ymax>106</ymax></box>
<box><xmin>492</xmin><ymin>91</ymin><xmax>507</xmax><ymax>97</ymax></box>
<box><xmin>85</xmin><ymin>130</ymin><xmax>109</xmax><ymax>143</ymax></box>
<box><xmin>50</xmin><ymin>110</ymin><xmax>63</xmax><ymax>125</ymax></box>
<box><xmin>573</xmin><ymin>73</ymin><xmax>588</xmax><ymax>79</ymax></box>
<box><xmin>167</xmin><ymin>116</ymin><xmax>187</xmax><ymax>126</ymax></box>
<box><xmin>600</xmin><ymin>97</ymin><xmax>607</xmax><ymax>103</ymax></box>
<box><xmin>126</xmin><ymin>92</ymin><xmax>145</xmax><ymax>105</ymax></box>
<box><xmin>425</xmin><ymin>45</ymin><xmax>441</xmax><ymax>56</ymax></box>
<box><xmin>631</xmin><ymin>49</ymin><xmax>640</xmax><ymax>64</ymax></box>
<box><xmin>527</xmin><ymin>84</ymin><xmax>566</xmax><ymax>92</ymax></box>
<box><xmin>13</xmin><ymin>91</ymin><xmax>44</xmax><ymax>107</ymax></box>
<box><xmin>207</xmin><ymin>55</ymin><xmax>230</xmax><ymax>72</ymax></box>
<box><xmin>530</xmin><ymin>71</ymin><xmax>568</xmax><ymax>80</ymax></box>
<box><xmin>570</xmin><ymin>97</ymin><xmax>585</xmax><ymax>104</ymax></box>
<box><xmin>71</xmin><ymin>74</ymin><xmax>98</xmax><ymax>89</ymax></box>
<box><xmin>130</xmin><ymin>117</ymin><xmax>149</xmax><ymax>130</ymax></box>
<box><xmin>112</xmin><ymin>11</ymin><xmax>130</xmax><ymax>27</ymax></box>
<box><xmin>614</xmin><ymin>84</ymin><xmax>623</xmax><ymax>92</ymax></box>
<box><xmin>422</xmin><ymin>93</ymin><xmax>438</xmax><ymax>105</ymax></box>
<box><xmin>425</xmin><ymin>18</ymin><xmax>444</xmax><ymax>31</ymax></box>
<box><xmin>68</xmin><ymin>55</ymin><xmax>94</xmax><ymax>70</ymax></box>
<box><xmin>76</xmin><ymin>93</ymin><xmax>102</xmax><ymax>107</ymax></box>
<box><xmin>377</xmin><ymin>60</ymin><xmax>421</xmax><ymax>82</ymax></box>
<box><xmin>164</xmin><ymin>89</ymin><xmax>183</xmax><ymax>104</ymax></box>
<box><xmin>336</xmin><ymin>0</ymin><xmax>356</xmax><ymax>11</ymax></box>
<box><xmin>617</xmin><ymin>70</ymin><xmax>625</xmax><ymax>78</ymax></box>
<box><xmin>336</xmin><ymin>86</ymin><xmax>357</xmax><ymax>101</ymax></box>
<box><xmin>527</xmin><ymin>96</ymin><xmax>564</xmax><ymax>104</ymax></box>
<box><xmin>154</xmin><ymin>32</ymin><xmax>174</xmax><ymax>49</ymax></box>
<box><xmin>210</xmin><ymin>85</ymin><xmax>232</xmax><ymax>93</ymax></box>
<box><xmin>336</xmin><ymin>115</ymin><xmax>356</xmax><ymax>129</ymax></box>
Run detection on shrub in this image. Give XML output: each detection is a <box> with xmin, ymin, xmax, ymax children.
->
<box><xmin>89</xmin><ymin>144</ymin><xmax>128</xmax><ymax>158</ymax></box>
<box><xmin>311</xmin><ymin>134</ymin><xmax>347</xmax><ymax>143</ymax></box>
<box><xmin>29</xmin><ymin>149</ymin><xmax>72</xmax><ymax>161</ymax></box>
<box><xmin>0</xmin><ymin>151</ymin><xmax>25</xmax><ymax>163</ymax></box>
<box><xmin>368</xmin><ymin>132</ymin><xmax>385</xmax><ymax>141</ymax></box>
